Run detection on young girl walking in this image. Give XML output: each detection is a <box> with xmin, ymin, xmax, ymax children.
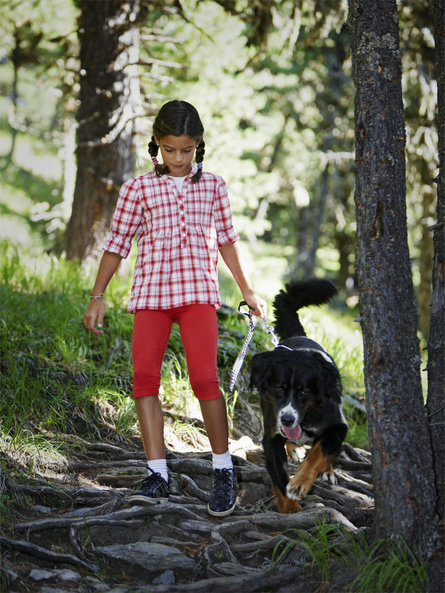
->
<box><xmin>83</xmin><ymin>100</ymin><xmax>266</xmax><ymax>517</ymax></box>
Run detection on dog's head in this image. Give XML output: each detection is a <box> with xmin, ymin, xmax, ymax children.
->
<box><xmin>250</xmin><ymin>348</ymin><xmax>342</xmax><ymax>441</ymax></box>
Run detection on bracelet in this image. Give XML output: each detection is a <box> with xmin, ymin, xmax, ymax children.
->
<box><xmin>89</xmin><ymin>293</ymin><xmax>104</xmax><ymax>300</ymax></box>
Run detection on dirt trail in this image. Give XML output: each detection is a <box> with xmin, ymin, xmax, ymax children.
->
<box><xmin>1</xmin><ymin>440</ymin><xmax>373</xmax><ymax>592</ymax></box>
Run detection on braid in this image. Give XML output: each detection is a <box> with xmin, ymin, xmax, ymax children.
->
<box><xmin>191</xmin><ymin>140</ymin><xmax>205</xmax><ymax>183</ymax></box>
<box><xmin>148</xmin><ymin>136</ymin><xmax>168</xmax><ymax>177</ymax></box>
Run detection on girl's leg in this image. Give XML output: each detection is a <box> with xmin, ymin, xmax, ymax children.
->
<box><xmin>179</xmin><ymin>305</ymin><xmax>237</xmax><ymax>517</ymax></box>
<box><xmin>199</xmin><ymin>397</ymin><xmax>229</xmax><ymax>455</ymax></box>
<box><xmin>134</xmin><ymin>396</ymin><xmax>165</xmax><ymax>460</ymax></box>
<box><xmin>178</xmin><ymin>305</ymin><xmax>229</xmax><ymax>454</ymax></box>
<box><xmin>132</xmin><ymin>310</ymin><xmax>173</xmax><ymax>461</ymax></box>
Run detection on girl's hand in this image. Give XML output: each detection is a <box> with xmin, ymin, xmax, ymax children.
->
<box><xmin>83</xmin><ymin>299</ymin><xmax>105</xmax><ymax>335</ymax></box>
<box><xmin>242</xmin><ymin>290</ymin><xmax>267</xmax><ymax>318</ymax></box>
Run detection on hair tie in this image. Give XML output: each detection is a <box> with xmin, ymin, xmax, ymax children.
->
<box><xmin>152</xmin><ymin>156</ymin><xmax>159</xmax><ymax>166</ymax></box>
<box><xmin>197</xmin><ymin>162</ymin><xmax>203</xmax><ymax>170</ymax></box>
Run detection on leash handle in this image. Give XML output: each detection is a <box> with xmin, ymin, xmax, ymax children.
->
<box><xmin>238</xmin><ymin>300</ymin><xmax>255</xmax><ymax>314</ymax></box>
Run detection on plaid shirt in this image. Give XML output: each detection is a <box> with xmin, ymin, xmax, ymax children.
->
<box><xmin>104</xmin><ymin>169</ymin><xmax>239</xmax><ymax>312</ymax></box>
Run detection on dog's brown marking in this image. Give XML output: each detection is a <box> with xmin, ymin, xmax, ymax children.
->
<box><xmin>273</xmin><ymin>485</ymin><xmax>302</xmax><ymax>513</ymax></box>
<box><xmin>287</xmin><ymin>441</ymin><xmax>334</xmax><ymax>500</ymax></box>
<box><xmin>286</xmin><ymin>441</ymin><xmax>296</xmax><ymax>458</ymax></box>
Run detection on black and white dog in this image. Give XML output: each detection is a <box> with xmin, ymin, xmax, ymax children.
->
<box><xmin>250</xmin><ymin>279</ymin><xmax>348</xmax><ymax>513</ymax></box>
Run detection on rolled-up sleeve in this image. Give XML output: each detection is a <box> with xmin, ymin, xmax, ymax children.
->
<box><xmin>103</xmin><ymin>177</ymin><xmax>142</xmax><ymax>258</ymax></box>
<box><xmin>214</xmin><ymin>178</ymin><xmax>239</xmax><ymax>247</ymax></box>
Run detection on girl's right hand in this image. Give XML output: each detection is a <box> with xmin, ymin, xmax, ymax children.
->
<box><xmin>83</xmin><ymin>300</ymin><xmax>105</xmax><ymax>335</ymax></box>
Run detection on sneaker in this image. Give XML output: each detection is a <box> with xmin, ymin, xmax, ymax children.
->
<box><xmin>207</xmin><ymin>468</ymin><xmax>237</xmax><ymax>517</ymax></box>
<box><xmin>128</xmin><ymin>469</ymin><xmax>170</xmax><ymax>505</ymax></box>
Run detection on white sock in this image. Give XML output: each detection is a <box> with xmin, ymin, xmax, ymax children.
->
<box><xmin>212</xmin><ymin>451</ymin><xmax>233</xmax><ymax>471</ymax></box>
<box><xmin>147</xmin><ymin>459</ymin><xmax>168</xmax><ymax>482</ymax></box>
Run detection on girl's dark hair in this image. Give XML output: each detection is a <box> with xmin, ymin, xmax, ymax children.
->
<box><xmin>148</xmin><ymin>100</ymin><xmax>205</xmax><ymax>183</ymax></box>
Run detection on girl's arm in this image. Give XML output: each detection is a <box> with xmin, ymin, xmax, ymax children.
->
<box><xmin>83</xmin><ymin>251</ymin><xmax>123</xmax><ymax>335</ymax></box>
<box><xmin>219</xmin><ymin>242</ymin><xmax>266</xmax><ymax>317</ymax></box>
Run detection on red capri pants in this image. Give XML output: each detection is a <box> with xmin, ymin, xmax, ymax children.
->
<box><xmin>132</xmin><ymin>305</ymin><xmax>220</xmax><ymax>400</ymax></box>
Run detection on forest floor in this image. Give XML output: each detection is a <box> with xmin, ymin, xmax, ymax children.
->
<box><xmin>1</xmin><ymin>430</ymin><xmax>374</xmax><ymax>593</ymax></box>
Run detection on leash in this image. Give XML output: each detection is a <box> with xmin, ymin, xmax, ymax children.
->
<box><xmin>229</xmin><ymin>302</ymin><xmax>280</xmax><ymax>391</ymax></box>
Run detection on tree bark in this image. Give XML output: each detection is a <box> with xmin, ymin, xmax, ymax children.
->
<box><xmin>66</xmin><ymin>0</ymin><xmax>140</xmax><ymax>261</ymax></box>
<box><xmin>428</xmin><ymin>0</ymin><xmax>445</xmax><ymax>523</ymax></box>
<box><xmin>348</xmin><ymin>0</ymin><xmax>438</xmax><ymax>556</ymax></box>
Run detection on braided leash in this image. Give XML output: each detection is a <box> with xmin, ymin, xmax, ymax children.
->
<box><xmin>229</xmin><ymin>302</ymin><xmax>280</xmax><ymax>391</ymax></box>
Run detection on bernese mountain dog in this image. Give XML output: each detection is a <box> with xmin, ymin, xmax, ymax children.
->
<box><xmin>250</xmin><ymin>279</ymin><xmax>348</xmax><ymax>513</ymax></box>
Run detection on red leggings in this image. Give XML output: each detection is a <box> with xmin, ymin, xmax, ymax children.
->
<box><xmin>132</xmin><ymin>305</ymin><xmax>220</xmax><ymax>400</ymax></box>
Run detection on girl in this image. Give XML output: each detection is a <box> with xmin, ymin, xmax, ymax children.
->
<box><xmin>83</xmin><ymin>100</ymin><xmax>265</xmax><ymax>517</ymax></box>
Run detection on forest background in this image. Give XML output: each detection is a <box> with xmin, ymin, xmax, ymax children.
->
<box><xmin>0</xmin><ymin>0</ymin><xmax>437</xmax><ymax>331</ymax></box>
<box><xmin>0</xmin><ymin>0</ymin><xmax>443</xmax><ymax>591</ymax></box>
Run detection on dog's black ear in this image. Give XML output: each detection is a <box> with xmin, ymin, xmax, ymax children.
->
<box><xmin>315</xmin><ymin>355</ymin><xmax>342</xmax><ymax>402</ymax></box>
<box><xmin>250</xmin><ymin>352</ymin><xmax>276</xmax><ymax>390</ymax></box>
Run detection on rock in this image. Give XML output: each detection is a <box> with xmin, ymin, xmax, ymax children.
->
<box><xmin>95</xmin><ymin>541</ymin><xmax>195</xmax><ymax>581</ymax></box>
<box><xmin>152</xmin><ymin>569</ymin><xmax>176</xmax><ymax>585</ymax></box>
<box><xmin>28</xmin><ymin>568</ymin><xmax>81</xmax><ymax>583</ymax></box>
<box><xmin>29</xmin><ymin>569</ymin><xmax>54</xmax><ymax>581</ymax></box>
<box><xmin>54</xmin><ymin>569</ymin><xmax>82</xmax><ymax>582</ymax></box>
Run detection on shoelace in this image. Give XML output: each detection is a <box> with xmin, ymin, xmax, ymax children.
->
<box><xmin>141</xmin><ymin>471</ymin><xmax>167</xmax><ymax>492</ymax></box>
<box><xmin>230</xmin><ymin>303</ymin><xmax>279</xmax><ymax>391</ymax></box>
<box><xmin>213</xmin><ymin>469</ymin><xmax>234</xmax><ymax>500</ymax></box>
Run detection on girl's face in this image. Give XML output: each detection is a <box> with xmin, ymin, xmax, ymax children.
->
<box><xmin>155</xmin><ymin>134</ymin><xmax>199</xmax><ymax>177</ymax></box>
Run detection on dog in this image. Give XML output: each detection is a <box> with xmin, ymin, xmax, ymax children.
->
<box><xmin>250</xmin><ymin>279</ymin><xmax>348</xmax><ymax>513</ymax></box>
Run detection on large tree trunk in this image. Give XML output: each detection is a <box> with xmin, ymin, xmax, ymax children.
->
<box><xmin>428</xmin><ymin>0</ymin><xmax>445</xmax><ymax>523</ymax></box>
<box><xmin>348</xmin><ymin>0</ymin><xmax>438</xmax><ymax>555</ymax></box>
<box><xmin>66</xmin><ymin>0</ymin><xmax>140</xmax><ymax>261</ymax></box>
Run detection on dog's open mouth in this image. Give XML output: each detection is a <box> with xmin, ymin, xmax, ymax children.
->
<box><xmin>281</xmin><ymin>425</ymin><xmax>302</xmax><ymax>443</ymax></box>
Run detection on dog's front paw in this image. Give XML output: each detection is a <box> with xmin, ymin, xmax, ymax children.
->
<box><xmin>286</xmin><ymin>470</ymin><xmax>315</xmax><ymax>500</ymax></box>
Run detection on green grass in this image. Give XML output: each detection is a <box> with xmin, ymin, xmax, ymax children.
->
<box><xmin>270</xmin><ymin>520</ymin><xmax>429</xmax><ymax>592</ymax></box>
<box><xmin>0</xmin><ymin>240</ymin><xmax>368</xmax><ymax>472</ymax></box>
<box><xmin>349</xmin><ymin>537</ymin><xmax>429</xmax><ymax>593</ymax></box>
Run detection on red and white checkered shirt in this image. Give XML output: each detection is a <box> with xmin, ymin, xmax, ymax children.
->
<box><xmin>103</xmin><ymin>169</ymin><xmax>239</xmax><ymax>312</ymax></box>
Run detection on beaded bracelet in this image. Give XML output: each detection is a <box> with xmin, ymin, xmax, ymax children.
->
<box><xmin>89</xmin><ymin>293</ymin><xmax>104</xmax><ymax>300</ymax></box>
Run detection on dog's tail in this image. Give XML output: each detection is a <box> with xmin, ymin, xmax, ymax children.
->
<box><xmin>273</xmin><ymin>278</ymin><xmax>338</xmax><ymax>339</ymax></box>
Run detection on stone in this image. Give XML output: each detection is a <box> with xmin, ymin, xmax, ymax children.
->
<box><xmin>29</xmin><ymin>569</ymin><xmax>54</xmax><ymax>581</ymax></box>
<box><xmin>95</xmin><ymin>541</ymin><xmax>195</xmax><ymax>581</ymax></box>
<box><xmin>152</xmin><ymin>569</ymin><xmax>175</xmax><ymax>585</ymax></box>
<box><xmin>54</xmin><ymin>569</ymin><xmax>82</xmax><ymax>582</ymax></box>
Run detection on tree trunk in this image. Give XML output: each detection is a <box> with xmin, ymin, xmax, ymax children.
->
<box><xmin>348</xmin><ymin>0</ymin><xmax>438</xmax><ymax>556</ymax></box>
<box><xmin>66</xmin><ymin>0</ymin><xmax>140</xmax><ymax>261</ymax></box>
<box><xmin>428</xmin><ymin>0</ymin><xmax>445</xmax><ymax>523</ymax></box>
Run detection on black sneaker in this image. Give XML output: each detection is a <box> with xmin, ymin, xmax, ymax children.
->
<box><xmin>128</xmin><ymin>469</ymin><xmax>170</xmax><ymax>505</ymax></box>
<box><xmin>207</xmin><ymin>468</ymin><xmax>237</xmax><ymax>517</ymax></box>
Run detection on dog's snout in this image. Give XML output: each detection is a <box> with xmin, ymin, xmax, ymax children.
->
<box><xmin>280</xmin><ymin>413</ymin><xmax>295</xmax><ymax>428</ymax></box>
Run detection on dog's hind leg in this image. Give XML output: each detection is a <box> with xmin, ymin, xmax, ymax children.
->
<box><xmin>285</xmin><ymin>441</ymin><xmax>306</xmax><ymax>463</ymax></box>
<box><xmin>286</xmin><ymin>441</ymin><xmax>335</xmax><ymax>501</ymax></box>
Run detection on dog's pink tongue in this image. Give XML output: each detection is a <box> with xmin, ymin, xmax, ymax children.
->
<box><xmin>283</xmin><ymin>425</ymin><xmax>302</xmax><ymax>442</ymax></box>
